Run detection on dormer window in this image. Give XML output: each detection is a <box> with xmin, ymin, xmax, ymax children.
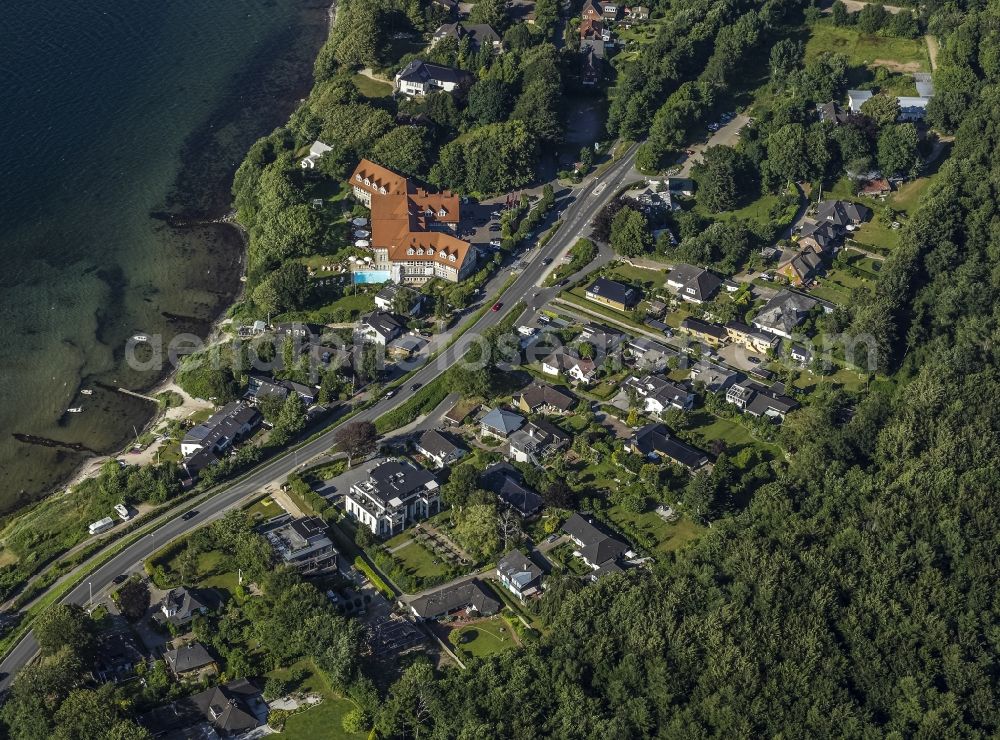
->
<box><xmin>364</xmin><ymin>178</ymin><xmax>370</xmax><ymax>186</ymax></box>
<box><xmin>438</xmin><ymin>209</ymin><xmax>447</xmax><ymax>217</ymax></box>
<box><xmin>355</xmin><ymin>174</ymin><xmax>362</xmax><ymax>181</ymax></box>
<box><xmin>427</xmin><ymin>248</ymin><xmax>435</xmax><ymax>256</ymax></box>
<box><xmin>417</xmin><ymin>247</ymin><xmax>424</xmax><ymax>255</ymax></box>
<box><xmin>380</xmin><ymin>186</ymin><xmax>387</xmax><ymax>194</ymax></box>
<box><xmin>407</xmin><ymin>248</ymin><xmax>415</xmax><ymax>255</ymax></box>
<box><xmin>449</xmin><ymin>254</ymin><xmax>456</xmax><ymax>262</ymax></box>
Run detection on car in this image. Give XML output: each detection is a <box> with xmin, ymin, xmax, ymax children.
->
<box><xmin>384</xmin><ymin>390</ymin><xmax>396</xmax><ymax>399</ymax></box>
<box><xmin>491</xmin><ymin>210</ymin><xmax>502</xmax><ymax>218</ymax></box>
<box><xmin>181</xmin><ymin>510</ymin><xmax>198</xmax><ymax>521</ymax></box>
<box><xmin>541</xmin><ymin>257</ymin><xmax>553</xmax><ymax>265</ymax></box>
<box><xmin>707</xmin><ymin>123</ymin><xmax>720</xmax><ymax>132</ymax></box>
<box><xmin>488</xmin><ymin>224</ymin><xmax>502</xmax><ymax>232</ymax></box>
<box><xmin>112</xmin><ymin>574</ymin><xmax>128</xmax><ymax>585</ymax></box>
<box><xmin>748</xmin><ymin>356</ymin><xmax>761</xmax><ymax>364</ymax></box>
<box><xmin>491</xmin><ymin>302</ymin><xmax>502</xmax><ymax>312</ymax></box>
<box><xmin>544</xmin><ymin>533</ymin><xmax>560</xmax><ymax>544</ymax></box>
<box><xmin>490</xmin><ymin>238</ymin><xmax>502</xmax><ymax>247</ymax></box>
<box><xmin>410</xmin><ymin>382</ymin><xmax>422</xmax><ymax>391</ymax></box>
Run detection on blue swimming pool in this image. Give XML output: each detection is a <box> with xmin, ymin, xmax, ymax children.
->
<box><xmin>352</xmin><ymin>270</ymin><xmax>392</xmax><ymax>284</ymax></box>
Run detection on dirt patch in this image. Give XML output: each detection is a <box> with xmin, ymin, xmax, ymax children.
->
<box><xmin>870</xmin><ymin>59</ymin><xmax>922</xmax><ymax>73</ymax></box>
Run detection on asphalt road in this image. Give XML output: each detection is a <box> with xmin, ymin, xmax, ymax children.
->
<box><xmin>0</xmin><ymin>143</ymin><xmax>640</xmax><ymax>690</ymax></box>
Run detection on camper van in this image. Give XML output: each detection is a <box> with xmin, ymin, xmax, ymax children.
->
<box><xmin>114</xmin><ymin>503</ymin><xmax>132</xmax><ymax>522</ymax></box>
<box><xmin>88</xmin><ymin>517</ymin><xmax>115</xmax><ymax>536</ymax></box>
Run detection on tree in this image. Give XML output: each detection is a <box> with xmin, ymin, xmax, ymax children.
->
<box><xmin>452</xmin><ymin>365</ymin><xmax>492</xmax><ymax>399</ymax></box>
<box><xmin>877</xmin><ymin>123</ymin><xmax>920</xmax><ymax>176</ymax></box>
<box><xmin>609</xmin><ymin>207</ymin><xmax>652</xmax><ymax>257</ymax></box>
<box><xmin>497</xmin><ymin>508</ymin><xmax>522</xmax><ymax>551</ymax></box>
<box><xmin>33</xmin><ymin>604</ymin><xmax>94</xmax><ymax>662</ymax></box>
<box><xmin>856</xmin><ymin>2</ymin><xmax>889</xmax><ymax>34</ymax></box>
<box><xmin>682</xmin><ymin>471</ymin><xmax>715</xmax><ymax>522</ymax></box>
<box><xmin>274</xmin><ymin>393</ymin><xmax>307</xmax><ymax>439</ymax></box>
<box><xmin>453</xmin><ymin>503</ymin><xmax>500</xmax><ymax>558</ymax></box>
<box><xmin>766</xmin><ymin>124</ymin><xmax>811</xmax><ymax>184</ymax></box>
<box><xmin>333</xmin><ymin>420</ymin><xmax>377</xmax><ymax>466</ymax></box>
<box><xmin>860</xmin><ymin>94</ymin><xmax>901</xmax><ymax>128</ymax></box>
<box><xmin>370</xmin><ymin>126</ymin><xmax>429</xmax><ymax>178</ymax></box>
<box><xmin>443</xmin><ymin>465</ymin><xmax>480</xmax><ymax>508</ymax></box>
<box><xmin>465</xmin><ymin>79</ymin><xmax>512</xmax><ymax>126</ymax></box>
<box><xmin>693</xmin><ymin>145</ymin><xmax>752</xmax><ymax>212</ymax></box>
<box><xmin>116</xmin><ymin>578</ymin><xmax>150</xmax><ymax>621</ymax></box>
<box><xmin>470</xmin><ymin>0</ymin><xmax>506</xmax><ymax>27</ymax></box>
<box><xmin>831</xmin><ymin>0</ymin><xmax>851</xmax><ymax>26</ymax></box>
<box><xmin>431</xmin><ymin>121</ymin><xmax>536</xmax><ymax>194</ymax></box>
<box><xmin>769</xmin><ymin>39</ymin><xmax>803</xmax><ymax>88</ymax></box>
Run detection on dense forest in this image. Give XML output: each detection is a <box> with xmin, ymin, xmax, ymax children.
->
<box><xmin>369</xmin><ymin>2</ymin><xmax>1000</xmax><ymax>736</ymax></box>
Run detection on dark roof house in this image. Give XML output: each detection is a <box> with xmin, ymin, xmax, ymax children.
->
<box><xmin>513</xmin><ymin>381</ymin><xmax>576</xmax><ymax>414</ymax></box>
<box><xmin>164</xmin><ymin>642</ymin><xmax>217</xmax><ymax>677</ymax></box>
<box><xmin>562</xmin><ymin>513</ymin><xmax>629</xmax><ymax>571</ymax></box>
<box><xmin>815</xmin><ymin>199</ymin><xmax>871</xmax><ymax>227</ymax></box>
<box><xmin>481</xmin><ymin>462</ymin><xmax>544</xmax><ymax>517</ymax></box>
<box><xmin>666</xmin><ymin>264</ymin><xmax>723</xmax><ymax>303</ymax></box>
<box><xmin>140</xmin><ymin>679</ymin><xmax>268</xmax><ymax>738</ymax></box>
<box><xmin>628</xmin><ymin>423</ymin><xmax>709</xmax><ymax>470</ymax></box>
<box><xmin>585</xmin><ymin>277</ymin><xmax>641</xmax><ymax>309</ymax></box>
<box><xmin>409</xmin><ymin>579</ymin><xmax>502</xmax><ymax>620</ymax></box>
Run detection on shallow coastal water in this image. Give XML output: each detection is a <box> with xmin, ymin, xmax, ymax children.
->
<box><xmin>0</xmin><ymin>0</ymin><xmax>328</xmax><ymax>512</ymax></box>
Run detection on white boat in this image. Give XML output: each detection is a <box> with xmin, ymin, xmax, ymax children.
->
<box><xmin>67</xmin><ymin>407</ymin><xmax>83</xmax><ymax>413</ymax></box>
<box><xmin>132</xmin><ymin>334</ymin><xmax>149</xmax><ymax>342</ymax></box>
<box><xmin>354</xmin><ymin>239</ymin><xmax>370</xmax><ymax>248</ymax></box>
<box><xmin>80</xmin><ymin>389</ymin><xmax>93</xmax><ymax>395</ymax></box>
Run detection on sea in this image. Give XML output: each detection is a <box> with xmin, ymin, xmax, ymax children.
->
<box><xmin>0</xmin><ymin>0</ymin><xmax>329</xmax><ymax>514</ymax></box>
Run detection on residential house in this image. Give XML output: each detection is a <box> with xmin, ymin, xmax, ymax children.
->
<box><xmin>860</xmin><ymin>178</ymin><xmax>892</xmax><ymax>197</ymax></box>
<box><xmin>507</xmin><ymin>419</ymin><xmax>570</xmax><ymax>466</ymax></box>
<box><xmin>263</xmin><ymin>516</ymin><xmax>338</xmax><ymax>575</ymax></box>
<box><xmin>789</xmin><ymin>343</ymin><xmax>812</xmax><ymax>365</ymax></box>
<box><xmin>245</xmin><ymin>373</ymin><xmax>317</xmax><ymax>407</ymax></box>
<box><xmin>725</xmin><ymin>321</ymin><xmax>781</xmax><ymax>354</ymax></box>
<box><xmin>778</xmin><ymin>249</ymin><xmax>824</xmax><ymax>286</ymax></box>
<box><xmin>432</xmin><ymin>22</ymin><xmax>502</xmax><ymax>51</ymax></box>
<box><xmin>798</xmin><ymin>220</ymin><xmax>841</xmax><ymax>253</ymax></box>
<box><xmin>817</xmin><ymin>101</ymin><xmax>850</xmax><ymax>125</ymax></box>
<box><xmin>627</xmin><ymin>337</ymin><xmax>679</xmax><ymax>371</ymax></box>
<box><xmin>480</xmin><ymin>407</ymin><xmax>525</xmax><ymax>439</ymax></box>
<box><xmin>815</xmin><ymin>199</ymin><xmax>871</xmax><ymax>229</ymax></box>
<box><xmin>357</xmin><ymin>311</ymin><xmax>404</xmax><ymax>346</ymax></box>
<box><xmin>580</xmin><ymin>39</ymin><xmax>605</xmax><ymax>85</ymax></box>
<box><xmin>180</xmin><ymin>402</ymin><xmax>261</xmax><ymax>458</ymax></box>
<box><xmin>349</xmin><ymin>159</ymin><xmax>477</xmax><ymax>284</ymax></box>
<box><xmin>496</xmin><ymin>550</ymin><xmax>543</xmax><ymax>600</ymax></box>
<box><xmin>752</xmin><ymin>290</ymin><xmax>819</xmax><ymax>339</ymax></box>
<box><xmin>562</xmin><ymin>513</ymin><xmax>630</xmax><ymax>573</ymax></box>
<box><xmin>93</xmin><ymin>629</ymin><xmax>146</xmax><ymax>683</ymax></box>
<box><xmin>273</xmin><ymin>322</ymin><xmax>320</xmax><ymax>343</ymax></box>
<box><xmin>300</xmin><ymin>140</ymin><xmax>332</xmax><ymax>169</ymax></box>
<box><xmin>625</xmin><ymin>5</ymin><xmax>651</xmax><ymax>20</ymax></box>
<box><xmin>481</xmin><ymin>462</ymin><xmax>545</xmax><ymax>517</ymax></box>
<box><xmin>410</xmin><ymin>578</ymin><xmax>502</xmax><ymax>620</ymax></box>
<box><xmin>443</xmin><ymin>399</ymin><xmax>478</xmax><ymax>426</ymax></box>
<box><xmin>847</xmin><ymin>89</ymin><xmax>873</xmax><ymax>112</ymax></box>
<box><xmin>140</xmin><ymin>679</ymin><xmax>268</xmax><ymax>738</ymax></box>
<box><xmin>625</xmin><ymin>374</ymin><xmax>695</xmax><ymax>414</ymax></box>
<box><xmin>541</xmin><ymin>346</ymin><xmax>598</xmax><ymax>384</ymax></box>
<box><xmin>666</xmin><ymin>264</ymin><xmax>722</xmax><ymax>304</ymax></box>
<box><xmin>584</xmin><ymin>277</ymin><xmax>641</xmax><ymax>311</ymax></box>
<box><xmin>387</xmin><ymin>332</ymin><xmax>430</xmax><ymax>359</ymax></box>
<box><xmin>601</xmin><ymin>0</ymin><xmax>621</xmax><ymax>20</ymax></box>
<box><xmin>582</xmin><ymin>0</ymin><xmax>603</xmax><ymax>22</ymax></box>
<box><xmin>679</xmin><ymin>317</ymin><xmax>728</xmax><ymax>347</ymax></box>
<box><xmin>627</xmin><ymin>422</ymin><xmax>710</xmax><ymax>470</ymax></box>
<box><xmin>164</xmin><ymin>642</ymin><xmax>218</xmax><ymax>681</ymax></box>
<box><xmin>415</xmin><ymin>429</ymin><xmax>466</xmax><ymax>468</ymax></box>
<box><xmin>395</xmin><ymin>60</ymin><xmax>473</xmax><ymax>96</ymax></box>
<box><xmin>374</xmin><ymin>283</ymin><xmax>423</xmax><ymax>315</ymax></box>
<box><xmin>157</xmin><ymin>587</ymin><xmax>211</xmax><ymax>627</ymax></box>
<box><xmin>897</xmin><ymin>96</ymin><xmax>930</xmax><ymax>121</ymax></box>
<box><xmin>577</xmin><ymin>323</ymin><xmax>627</xmax><ymax>355</ymax></box>
<box><xmin>726</xmin><ymin>379</ymin><xmax>799</xmax><ymax>421</ymax></box>
<box><xmin>513</xmin><ymin>381</ymin><xmax>576</xmax><ymax>415</ymax></box>
<box><xmin>645</xmin><ymin>298</ymin><xmax>667</xmax><ymax>318</ymax></box>
<box><xmin>689</xmin><ymin>360</ymin><xmax>738</xmax><ymax>393</ymax></box>
<box><xmin>346</xmin><ymin>460</ymin><xmax>440</xmax><ymax>536</ymax></box>
<box><xmin>580</xmin><ymin>16</ymin><xmax>604</xmax><ymax>40</ymax></box>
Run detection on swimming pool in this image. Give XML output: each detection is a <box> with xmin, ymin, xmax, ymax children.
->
<box><xmin>352</xmin><ymin>270</ymin><xmax>392</xmax><ymax>284</ymax></box>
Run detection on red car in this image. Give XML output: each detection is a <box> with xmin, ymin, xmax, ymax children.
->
<box><xmin>491</xmin><ymin>302</ymin><xmax>502</xmax><ymax>312</ymax></box>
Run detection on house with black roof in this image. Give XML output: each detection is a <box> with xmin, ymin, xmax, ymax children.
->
<box><xmin>627</xmin><ymin>423</ymin><xmax>710</xmax><ymax>470</ymax></box>
<box><xmin>508</xmin><ymin>419</ymin><xmax>569</xmax><ymax>467</ymax></box>
<box><xmin>496</xmin><ymin>550</ymin><xmax>543</xmax><ymax>600</ymax></box>
<box><xmin>481</xmin><ymin>462</ymin><xmax>544</xmax><ymax>518</ymax></box>
<box><xmin>155</xmin><ymin>587</ymin><xmax>213</xmax><ymax>627</ymax></box>
<box><xmin>93</xmin><ymin>628</ymin><xmax>146</xmax><ymax>683</ymax></box>
<box><xmin>164</xmin><ymin>641</ymin><xmax>218</xmax><ymax>680</ymax></box>
<box><xmin>666</xmin><ymin>264</ymin><xmax>722</xmax><ymax>304</ymax></box>
<box><xmin>815</xmin><ymin>199</ymin><xmax>871</xmax><ymax>228</ymax></box>
<box><xmin>513</xmin><ymin>381</ymin><xmax>576</xmax><ymax>415</ymax></box>
<box><xmin>357</xmin><ymin>311</ymin><xmax>404</xmax><ymax>346</ymax></box>
<box><xmin>409</xmin><ymin>578</ymin><xmax>502</xmax><ymax>620</ymax></box>
<box><xmin>415</xmin><ymin>428</ymin><xmax>467</xmax><ymax>468</ymax></box>
<box><xmin>395</xmin><ymin>60</ymin><xmax>473</xmax><ymax>96</ymax></box>
<box><xmin>263</xmin><ymin>515</ymin><xmax>338</xmax><ymax>575</ymax></box>
<box><xmin>679</xmin><ymin>316</ymin><xmax>728</xmax><ymax>347</ymax></box>
<box><xmin>346</xmin><ymin>460</ymin><xmax>440</xmax><ymax>536</ymax></box>
<box><xmin>431</xmin><ymin>22</ymin><xmax>502</xmax><ymax>51</ymax></box>
<box><xmin>562</xmin><ymin>513</ymin><xmax>630</xmax><ymax>573</ymax></box>
<box><xmin>180</xmin><ymin>401</ymin><xmax>261</xmax><ymax>459</ymax></box>
<box><xmin>139</xmin><ymin>678</ymin><xmax>268</xmax><ymax>738</ymax></box>
<box><xmin>585</xmin><ymin>277</ymin><xmax>641</xmax><ymax>311</ymax></box>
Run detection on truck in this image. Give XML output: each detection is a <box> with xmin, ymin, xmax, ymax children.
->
<box><xmin>88</xmin><ymin>517</ymin><xmax>115</xmax><ymax>536</ymax></box>
<box><xmin>114</xmin><ymin>503</ymin><xmax>132</xmax><ymax>521</ymax></box>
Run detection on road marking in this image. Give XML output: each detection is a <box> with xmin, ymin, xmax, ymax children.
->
<box><xmin>593</xmin><ymin>182</ymin><xmax>607</xmax><ymax>196</ymax></box>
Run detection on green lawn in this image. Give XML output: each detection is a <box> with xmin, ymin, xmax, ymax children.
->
<box><xmin>277</xmin><ymin>291</ymin><xmax>374</xmax><ymax>324</ymax></box>
<box><xmin>810</xmin><ymin>266</ymin><xmax>874</xmax><ymax>305</ymax></box>
<box><xmin>351</xmin><ymin>72</ymin><xmax>393</xmax><ymax>98</ymax></box>
<box><xmin>453</xmin><ymin>618</ymin><xmax>519</xmax><ymax>658</ymax></box>
<box><xmin>606</xmin><ymin>505</ymin><xmax>703</xmax><ymax>554</ymax></box>
<box><xmin>679</xmin><ymin>410</ymin><xmax>781</xmax><ymax>460</ymax></box>
<box><xmin>605</xmin><ymin>263</ymin><xmax>666</xmax><ymax>288</ymax></box>
<box><xmin>389</xmin><ymin>539</ymin><xmax>453</xmax><ymax>581</ymax></box>
<box><xmin>245</xmin><ymin>496</ymin><xmax>284</xmax><ymax>523</ymax></box>
<box><xmin>274</xmin><ymin>696</ymin><xmax>366</xmax><ymax>740</ymax></box>
<box><xmin>805</xmin><ymin>23</ymin><xmax>928</xmax><ymax>70</ymax></box>
<box><xmin>694</xmin><ymin>186</ymin><xmax>799</xmax><ymax>231</ymax></box>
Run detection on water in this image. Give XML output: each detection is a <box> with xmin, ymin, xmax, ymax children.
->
<box><xmin>353</xmin><ymin>270</ymin><xmax>393</xmax><ymax>284</ymax></box>
<box><xmin>0</xmin><ymin>0</ymin><xmax>329</xmax><ymax>513</ymax></box>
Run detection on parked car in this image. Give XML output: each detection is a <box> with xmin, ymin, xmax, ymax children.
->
<box><xmin>112</xmin><ymin>574</ymin><xmax>129</xmax><ymax>585</ymax></box>
<box><xmin>542</xmin><ymin>257</ymin><xmax>553</xmax><ymax>265</ymax></box>
<box><xmin>491</xmin><ymin>210</ymin><xmax>502</xmax><ymax>218</ymax></box>
<box><xmin>490</xmin><ymin>238</ymin><xmax>502</xmax><ymax>247</ymax></box>
<box><xmin>748</xmin><ymin>356</ymin><xmax>761</xmax><ymax>364</ymax></box>
<box><xmin>488</xmin><ymin>224</ymin><xmax>502</xmax><ymax>232</ymax></box>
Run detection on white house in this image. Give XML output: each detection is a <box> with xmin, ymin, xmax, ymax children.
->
<box><xmin>345</xmin><ymin>460</ymin><xmax>440</xmax><ymax>536</ymax></box>
<box><xmin>301</xmin><ymin>140</ymin><xmax>332</xmax><ymax>169</ymax></box>
<box><xmin>394</xmin><ymin>60</ymin><xmax>473</xmax><ymax>96</ymax></box>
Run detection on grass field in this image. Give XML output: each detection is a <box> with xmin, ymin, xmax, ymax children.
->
<box><xmin>605</xmin><ymin>263</ymin><xmax>667</xmax><ymax>288</ymax></box>
<box><xmin>805</xmin><ymin>23</ymin><xmax>928</xmax><ymax>71</ymax></box>
<box><xmin>269</xmin><ymin>662</ymin><xmax>367</xmax><ymax>740</ymax></box>
<box><xmin>351</xmin><ymin>72</ymin><xmax>393</xmax><ymax>98</ymax></box>
<box><xmin>389</xmin><ymin>538</ymin><xmax>452</xmax><ymax>581</ymax></box>
<box><xmin>453</xmin><ymin>618</ymin><xmax>519</xmax><ymax>658</ymax></box>
<box><xmin>245</xmin><ymin>496</ymin><xmax>284</xmax><ymax>523</ymax></box>
<box><xmin>606</xmin><ymin>505</ymin><xmax>703</xmax><ymax>554</ymax></box>
<box><xmin>680</xmin><ymin>410</ymin><xmax>782</xmax><ymax>460</ymax></box>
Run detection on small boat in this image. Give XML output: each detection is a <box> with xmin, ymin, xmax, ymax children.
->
<box><xmin>80</xmin><ymin>389</ymin><xmax>93</xmax><ymax>395</ymax></box>
<box><xmin>132</xmin><ymin>334</ymin><xmax>149</xmax><ymax>342</ymax></box>
<box><xmin>67</xmin><ymin>407</ymin><xmax>83</xmax><ymax>413</ymax></box>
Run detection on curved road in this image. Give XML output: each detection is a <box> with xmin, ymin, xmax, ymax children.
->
<box><xmin>0</xmin><ymin>143</ymin><xmax>640</xmax><ymax>690</ymax></box>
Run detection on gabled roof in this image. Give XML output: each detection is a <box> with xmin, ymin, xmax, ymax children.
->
<box><xmin>162</xmin><ymin>587</ymin><xmax>209</xmax><ymax>617</ymax></box>
<box><xmin>815</xmin><ymin>199</ymin><xmax>871</xmax><ymax>227</ymax></box>
<box><xmin>497</xmin><ymin>550</ymin><xmax>543</xmax><ymax>587</ymax></box>
<box><xmin>667</xmin><ymin>264</ymin><xmax>722</xmax><ymax>302</ymax></box>
<box><xmin>585</xmin><ymin>277</ymin><xmax>641</xmax><ymax>306</ymax></box>
<box><xmin>164</xmin><ymin>642</ymin><xmax>216</xmax><ymax>674</ymax></box>
<box><xmin>680</xmin><ymin>316</ymin><xmax>728</xmax><ymax>340</ymax></box>
<box><xmin>481</xmin><ymin>463</ymin><xmax>544</xmax><ymax>516</ymax></box>
<box><xmin>630</xmin><ymin>423</ymin><xmax>709</xmax><ymax>470</ymax></box>
<box><xmin>396</xmin><ymin>59</ymin><xmax>473</xmax><ymax>86</ymax></box>
<box><xmin>514</xmin><ymin>381</ymin><xmax>576</xmax><ymax>412</ymax></box>
<box><xmin>817</xmin><ymin>101</ymin><xmax>850</xmax><ymax>124</ymax></box>
<box><xmin>416</xmin><ymin>429</ymin><xmax>465</xmax><ymax>459</ymax></box>
<box><xmin>481</xmin><ymin>407</ymin><xmax>525</xmax><ymax>435</ymax></box>
<box><xmin>361</xmin><ymin>311</ymin><xmax>404</xmax><ymax>339</ymax></box>
<box><xmin>410</xmin><ymin>578</ymin><xmax>502</xmax><ymax>619</ymax></box>
<box><xmin>562</xmin><ymin>513</ymin><xmax>629</xmax><ymax>566</ymax></box>
<box><xmin>140</xmin><ymin>679</ymin><xmax>266</xmax><ymax>736</ymax></box>
<box><xmin>542</xmin><ymin>346</ymin><xmax>597</xmax><ymax>376</ymax></box>
<box><xmin>753</xmin><ymin>290</ymin><xmax>819</xmax><ymax>335</ymax></box>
